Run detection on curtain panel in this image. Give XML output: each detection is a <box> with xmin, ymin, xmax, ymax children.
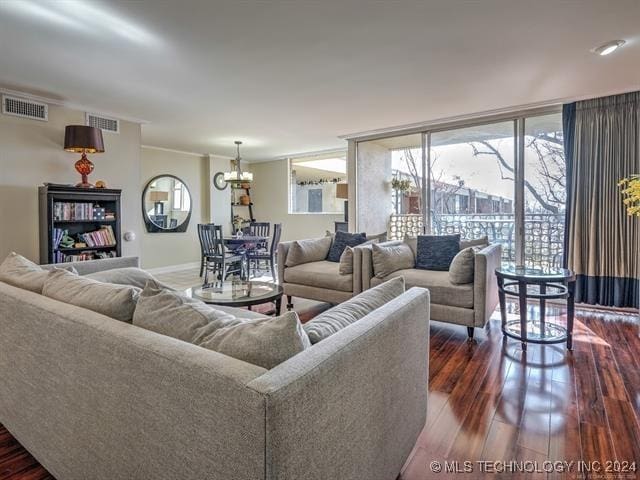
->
<box><xmin>564</xmin><ymin>91</ymin><xmax>640</xmax><ymax>308</ymax></box>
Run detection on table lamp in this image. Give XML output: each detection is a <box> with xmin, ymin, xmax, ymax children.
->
<box><xmin>64</xmin><ymin>125</ymin><xmax>105</xmax><ymax>188</ymax></box>
<box><xmin>149</xmin><ymin>191</ymin><xmax>169</xmax><ymax>215</ymax></box>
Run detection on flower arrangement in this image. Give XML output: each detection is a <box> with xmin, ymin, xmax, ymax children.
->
<box><xmin>619</xmin><ymin>175</ymin><xmax>640</xmax><ymax>217</ymax></box>
<box><xmin>391</xmin><ymin>178</ymin><xmax>413</xmax><ymax>192</ymax></box>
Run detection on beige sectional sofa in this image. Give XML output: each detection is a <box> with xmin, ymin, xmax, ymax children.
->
<box><xmin>0</xmin><ymin>256</ymin><xmax>430</xmax><ymax>480</ymax></box>
<box><xmin>278</xmin><ymin>235</ymin><xmax>501</xmax><ymax>338</ymax></box>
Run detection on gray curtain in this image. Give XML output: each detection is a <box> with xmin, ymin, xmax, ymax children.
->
<box><xmin>565</xmin><ymin>91</ymin><xmax>640</xmax><ymax>308</ymax></box>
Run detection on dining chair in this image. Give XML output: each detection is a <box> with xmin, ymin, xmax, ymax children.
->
<box><xmin>198</xmin><ymin>224</ymin><xmax>245</xmax><ymax>284</ymax></box>
<box><xmin>246</xmin><ymin>223</ymin><xmax>282</xmax><ymax>281</ymax></box>
<box><xmin>248</xmin><ymin>222</ymin><xmax>270</xmax><ymax>250</ymax></box>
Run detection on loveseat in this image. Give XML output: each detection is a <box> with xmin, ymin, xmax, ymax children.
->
<box><xmin>0</xmin><ymin>256</ymin><xmax>430</xmax><ymax>480</ymax></box>
<box><xmin>362</xmin><ymin>240</ymin><xmax>502</xmax><ymax>337</ymax></box>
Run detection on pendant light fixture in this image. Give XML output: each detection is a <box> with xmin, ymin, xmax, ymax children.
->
<box><xmin>224</xmin><ymin>141</ymin><xmax>253</xmax><ymax>183</ymax></box>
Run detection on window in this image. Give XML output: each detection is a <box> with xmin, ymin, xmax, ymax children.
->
<box><xmin>172</xmin><ymin>179</ymin><xmax>191</xmax><ymax>212</ymax></box>
<box><xmin>289</xmin><ymin>151</ymin><xmax>347</xmax><ymax>214</ymax></box>
<box><xmin>355</xmin><ymin>110</ymin><xmax>565</xmax><ymax>267</ymax></box>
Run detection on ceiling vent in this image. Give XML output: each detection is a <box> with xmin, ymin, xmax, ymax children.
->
<box><xmin>86</xmin><ymin>113</ymin><xmax>119</xmax><ymax>133</ymax></box>
<box><xmin>2</xmin><ymin>95</ymin><xmax>48</xmax><ymax>121</ymax></box>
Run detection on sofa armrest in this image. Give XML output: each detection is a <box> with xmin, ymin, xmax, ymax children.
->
<box><xmin>247</xmin><ymin>287</ymin><xmax>430</xmax><ymax>480</ymax></box>
<box><xmin>277</xmin><ymin>241</ymin><xmax>293</xmax><ymax>285</ymax></box>
<box><xmin>473</xmin><ymin>243</ymin><xmax>502</xmax><ymax>327</ymax></box>
<box><xmin>359</xmin><ymin>240</ymin><xmax>404</xmax><ymax>291</ymax></box>
<box><xmin>351</xmin><ymin>247</ymin><xmax>363</xmax><ymax>294</ymax></box>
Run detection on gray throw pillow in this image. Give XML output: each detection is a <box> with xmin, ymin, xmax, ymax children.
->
<box><xmin>43</xmin><ymin>269</ymin><xmax>141</xmax><ymax>322</ymax></box>
<box><xmin>449</xmin><ymin>247</ymin><xmax>476</xmax><ymax>284</ymax></box>
<box><xmin>416</xmin><ymin>234</ymin><xmax>460</xmax><ymax>271</ymax></box>
<box><xmin>339</xmin><ymin>238</ymin><xmax>379</xmax><ymax>275</ymax></box>
<box><xmin>86</xmin><ymin>267</ymin><xmax>174</xmax><ymax>290</ymax></box>
<box><xmin>134</xmin><ymin>280</ymin><xmax>310</xmax><ymax>369</ymax></box>
<box><xmin>372</xmin><ymin>242</ymin><xmax>415</xmax><ymax>278</ymax></box>
<box><xmin>404</xmin><ymin>236</ymin><xmax>417</xmax><ymax>258</ymax></box>
<box><xmin>285</xmin><ymin>236</ymin><xmax>332</xmax><ymax>267</ymax></box>
<box><xmin>460</xmin><ymin>236</ymin><xmax>489</xmax><ymax>249</ymax></box>
<box><xmin>0</xmin><ymin>252</ymin><xmax>76</xmax><ymax>294</ymax></box>
<box><xmin>304</xmin><ymin>276</ymin><xmax>405</xmax><ymax>344</ymax></box>
<box><xmin>339</xmin><ymin>247</ymin><xmax>354</xmax><ymax>275</ymax></box>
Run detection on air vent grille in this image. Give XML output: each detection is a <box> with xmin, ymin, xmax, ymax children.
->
<box><xmin>2</xmin><ymin>95</ymin><xmax>48</xmax><ymax>121</ymax></box>
<box><xmin>86</xmin><ymin>113</ymin><xmax>119</xmax><ymax>133</ymax></box>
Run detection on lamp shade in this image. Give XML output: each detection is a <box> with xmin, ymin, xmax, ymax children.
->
<box><xmin>64</xmin><ymin>125</ymin><xmax>105</xmax><ymax>153</ymax></box>
<box><xmin>336</xmin><ymin>183</ymin><xmax>348</xmax><ymax>199</ymax></box>
<box><xmin>149</xmin><ymin>191</ymin><xmax>169</xmax><ymax>202</ymax></box>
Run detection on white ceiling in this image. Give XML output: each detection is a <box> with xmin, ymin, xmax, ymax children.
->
<box><xmin>1</xmin><ymin>0</ymin><xmax>639</xmax><ymax>161</ymax></box>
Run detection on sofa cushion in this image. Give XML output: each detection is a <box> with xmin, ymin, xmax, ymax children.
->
<box><xmin>304</xmin><ymin>277</ymin><xmax>405</xmax><ymax>343</ymax></box>
<box><xmin>449</xmin><ymin>247</ymin><xmax>476</xmax><ymax>285</ymax></box>
<box><xmin>372</xmin><ymin>269</ymin><xmax>473</xmax><ymax>308</ymax></box>
<box><xmin>85</xmin><ymin>267</ymin><xmax>174</xmax><ymax>290</ymax></box>
<box><xmin>416</xmin><ymin>234</ymin><xmax>460</xmax><ymax>271</ymax></box>
<box><xmin>0</xmin><ymin>252</ymin><xmax>75</xmax><ymax>294</ymax></box>
<box><xmin>461</xmin><ymin>236</ymin><xmax>489</xmax><ymax>249</ymax></box>
<box><xmin>372</xmin><ymin>242</ymin><xmax>415</xmax><ymax>278</ymax></box>
<box><xmin>133</xmin><ymin>280</ymin><xmax>310</xmax><ymax>369</ymax></box>
<box><xmin>284</xmin><ymin>261</ymin><xmax>353</xmax><ymax>292</ymax></box>
<box><xmin>285</xmin><ymin>236</ymin><xmax>332</xmax><ymax>267</ymax></box>
<box><xmin>43</xmin><ymin>268</ymin><xmax>141</xmax><ymax>322</ymax></box>
<box><xmin>327</xmin><ymin>231</ymin><xmax>367</xmax><ymax>262</ymax></box>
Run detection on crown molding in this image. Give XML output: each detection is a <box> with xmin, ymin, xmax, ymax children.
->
<box><xmin>339</xmin><ymin>85</ymin><xmax>640</xmax><ymax>141</ymax></box>
<box><xmin>0</xmin><ymin>87</ymin><xmax>150</xmax><ymax>125</ymax></box>
<box><xmin>141</xmin><ymin>144</ymin><xmax>208</xmax><ymax>157</ymax></box>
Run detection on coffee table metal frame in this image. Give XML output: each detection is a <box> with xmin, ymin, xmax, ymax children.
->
<box><xmin>495</xmin><ymin>267</ymin><xmax>576</xmax><ymax>351</ymax></box>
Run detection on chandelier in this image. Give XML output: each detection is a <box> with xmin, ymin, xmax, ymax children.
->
<box><xmin>224</xmin><ymin>141</ymin><xmax>253</xmax><ymax>183</ymax></box>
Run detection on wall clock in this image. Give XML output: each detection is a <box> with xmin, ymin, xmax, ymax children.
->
<box><xmin>213</xmin><ymin>172</ymin><xmax>228</xmax><ymax>190</ymax></box>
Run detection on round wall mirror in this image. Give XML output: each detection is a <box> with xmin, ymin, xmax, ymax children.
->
<box><xmin>142</xmin><ymin>175</ymin><xmax>192</xmax><ymax>233</ymax></box>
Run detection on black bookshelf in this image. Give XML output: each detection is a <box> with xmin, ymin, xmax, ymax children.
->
<box><xmin>38</xmin><ymin>184</ymin><xmax>122</xmax><ymax>264</ymax></box>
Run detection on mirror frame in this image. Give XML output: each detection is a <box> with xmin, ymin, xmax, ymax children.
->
<box><xmin>142</xmin><ymin>174</ymin><xmax>192</xmax><ymax>233</ymax></box>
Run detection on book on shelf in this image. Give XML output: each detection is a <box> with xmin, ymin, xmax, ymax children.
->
<box><xmin>79</xmin><ymin>225</ymin><xmax>116</xmax><ymax>247</ymax></box>
<box><xmin>53</xmin><ymin>202</ymin><xmax>117</xmax><ymax>221</ymax></box>
<box><xmin>54</xmin><ymin>250</ymin><xmax>117</xmax><ymax>263</ymax></box>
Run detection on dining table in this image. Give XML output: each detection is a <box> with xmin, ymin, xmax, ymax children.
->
<box><xmin>223</xmin><ymin>235</ymin><xmax>268</xmax><ymax>252</ymax></box>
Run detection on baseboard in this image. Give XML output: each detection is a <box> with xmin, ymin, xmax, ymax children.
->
<box><xmin>146</xmin><ymin>262</ymin><xmax>200</xmax><ymax>275</ymax></box>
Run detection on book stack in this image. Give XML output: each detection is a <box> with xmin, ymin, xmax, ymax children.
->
<box><xmin>54</xmin><ymin>202</ymin><xmax>95</xmax><ymax>221</ymax></box>
<box><xmin>79</xmin><ymin>226</ymin><xmax>116</xmax><ymax>247</ymax></box>
<box><xmin>54</xmin><ymin>250</ymin><xmax>117</xmax><ymax>263</ymax></box>
<box><xmin>52</xmin><ymin>228</ymin><xmax>64</xmax><ymax>250</ymax></box>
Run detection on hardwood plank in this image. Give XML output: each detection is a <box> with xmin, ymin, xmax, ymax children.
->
<box><xmin>602</xmin><ymin>397</ymin><xmax>640</xmax><ymax>462</ymax></box>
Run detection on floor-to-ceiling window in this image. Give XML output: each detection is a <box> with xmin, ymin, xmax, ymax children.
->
<box><xmin>354</xmin><ymin>110</ymin><xmax>565</xmax><ymax>267</ymax></box>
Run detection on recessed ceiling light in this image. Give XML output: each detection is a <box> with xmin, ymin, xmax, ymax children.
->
<box><xmin>594</xmin><ymin>40</ymin><xmax>626</xmax><ymax>56</ymax></box>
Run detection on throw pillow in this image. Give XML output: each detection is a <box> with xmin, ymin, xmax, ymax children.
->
<box><xmin>338</xmin><ymin>238</ymin><xmax>380</xmax><ymax>275</ymax></box>
<box><xmin>326</xmin><ymin>231</ymin><xmax>367</xmax><ymax>262</ymax></box>
<box><xmin>285</xmin><ymin>236</ymin><xmax>332</xmax><ymax>267</ymax></box>
<box><xmin>366</xmin><ymin>232</ymin><xmax>388</xmax><ymax>243</ymax></box>
<box><xmin>415</xmin><ymin>234</ymin><xmax>460</xmax><ymax>271</ymax></box>
<box><xmin>133</xmin><ymin>280</ymin><xmax>310</xmax><ymax>369</ymax></box>
<box><xmin>42</xmin><ymin>269</ymin><xmax>141</xmax><ymax>322</ymax></box>
<box><xmin>339</xmin><ymin>246</ymin><xmax>354</xmax><ymax>275</ymax></box>
<box><xmin>86</xmin><ymin>267</ymin><xmax>175</xmax><ymax>290</ymax></box>
<box><xmin>449</xmin><ymin>247</ymin><xmax>476</xmax><ymax>284</ymax></box>
<box><xmin>460</xmin><ymin>236</ymin><xmax>489</xmax><ymax>249</ymax></box>
<box><xmin>371</xmin><ymin>242</ymin><xmax>415</xmax><ymax>278</ymax></box>
<box><xmin>304</xmin><ymin>276</ymin><xmax>405</xmax><ymax>344</ymax></box>
<box><xmin>404</xmin><ymin>236</ymin><xmax>418</xmax><ymax>258</ymax></box>
<box><xmin>0</xmin><ymin>252</ymin><xmax>76</xmax><ymax>294</ymax></box>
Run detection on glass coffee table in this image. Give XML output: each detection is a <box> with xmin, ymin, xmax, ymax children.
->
<box><xmin>185</xmin><ymin>280</ymin><xmax>284</xmax><ymax>315</ymax></box>
<box><xmin>495</xmin><ymin>265</ymin><xmax>576</xmax><ymax>350</ymax></box>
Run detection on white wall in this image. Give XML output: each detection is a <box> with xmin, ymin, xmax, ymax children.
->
<box><xmin>140</xmin><ymin>147</ymin><xmax>209</xmax><ymax>269</ymax></box>
<box><xmin>249</xmin><ymin>159</ymin><xmax>343</xmax><ymax>241</ymax></box>
<box><xmin>0</xmin><ymin>103</ymin><xmax>141</xmax><ymax>263</ymax></box>
<box><xmin>207</xmin><ymin>154</ymin><xmax>233</xmax><ymax>232</ymax></box>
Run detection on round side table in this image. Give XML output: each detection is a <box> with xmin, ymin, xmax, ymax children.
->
<box><xmin>495</xmin><ymin>265</ymin><xmax>576</xmax><ymax>350</ymax></box>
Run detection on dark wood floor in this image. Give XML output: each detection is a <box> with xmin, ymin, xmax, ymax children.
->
<box><xmin>1</xmin><ymin>302</ymin><xmax>639</xmax><ymax>480</ymax></box>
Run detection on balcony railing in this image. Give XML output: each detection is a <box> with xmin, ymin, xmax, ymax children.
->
<box><xmin>389</xmin><ymin>213</ymin><xmax>565</xmax><ymax>268</ymax></box>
